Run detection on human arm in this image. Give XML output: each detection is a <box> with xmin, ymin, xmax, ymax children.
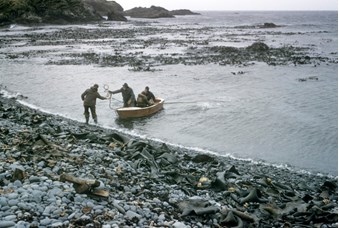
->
<box><xmin>97</xmin><ymin>93</ymin><xmax>108</xmax><ymax>100</ymax></box>
<box><xmin>81</xmin><ymin>90</ymin><xmax>88</xmax><ymax>101</ymax></box>
<box><xmin>108</xmin><ymin>88</ymin><xmax>122</xmax><ymax>94</ymax></box>
<box><xmin>149</xmin><ymin>92</ymin><xmax>155</xmax><ymax>100</ymax></box>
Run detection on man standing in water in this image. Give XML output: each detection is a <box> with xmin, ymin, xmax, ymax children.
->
<box><xmin>108</xmin><ymin>83</ymin><xmax>136</xmax><ymax>107</ymax></box>
<box><xmin>81</xmin><ymin>84</ymin><xmax>107</xmax><ymax>124</ymax></box>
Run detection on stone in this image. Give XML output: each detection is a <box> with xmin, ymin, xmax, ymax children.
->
<box><xmin>0</xmin><ymin>221</ymin><xmax>16</xmax><ymax>228</ymax></box>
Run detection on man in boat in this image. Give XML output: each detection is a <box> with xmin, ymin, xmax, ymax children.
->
<box><xmin>81</xmin><ymin>84</ymin><xmax>107</xmax><ymax>124</ymax></box>
<box><xmin>108</xmin><ymin>83</ymin><xmax>136</xmax><ymax>107</ymax></box>
<box><xmin>137</xmin><ymin>86</ymin><xmax>155</xmax><ymax>107</ymax></box>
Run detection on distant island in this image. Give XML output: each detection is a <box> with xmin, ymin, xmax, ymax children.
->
<box><xmin>170</xmin><ymin>9</ymin><xmax>201</xmax><ymax>16</ymax></box>
<box><xmin>0</xmin><ymin>0</ymin><xmax>200</xmax><ymax>25</ymax></box>
<box><xmin>124</xmin><ymin>6</ymin><xmax>200</xmax><ymax>19</ymax></box>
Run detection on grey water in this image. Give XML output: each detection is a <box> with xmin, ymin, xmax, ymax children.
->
<box><xmin>1</xmin><ymin>11</ymin><xmax>337</xmax><ymax>176</ymax></box>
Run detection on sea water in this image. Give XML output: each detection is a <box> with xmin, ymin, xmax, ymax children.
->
<box><xmin>0</xmin><ymin>11</ymin><xmax>337</xmax><ymax>176</ymax></box>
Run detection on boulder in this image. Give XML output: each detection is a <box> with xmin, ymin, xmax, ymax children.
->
<box><xmin>107</xmin><ymin>11</ymin><xmax>127</xmax><ymax>21</ymax></box>
<box><xmin>258</xmin><ymin>22</ymin><xmax>280</xmax><ymax>28</ymax></box>
<box><xmin>124</xmin><ymin>6</ymin><xmax>174</xmax><ymax>19</ymax></box>
<box><xmin>246</xmin><ymin>42</ymin><xmax>270</xmax><ymax>52</ymax></box>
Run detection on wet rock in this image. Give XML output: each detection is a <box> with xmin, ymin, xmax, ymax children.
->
<box><xmin>258</xmin><ymin>22</ymin><xmax>280</xmax><ymax>28</ymax></box>
<box><xmin>192</xmin><ymin>154</ymin><xmax>216</xmax><ymax>163</ymax></box>
<box><xmin>246</xmin><ymin>42</ymin><xmax>270</xmax><ymax>52</ymax></box>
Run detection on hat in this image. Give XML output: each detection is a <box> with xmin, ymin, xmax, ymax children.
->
<box><xmin>145</xmin><ymin>86</ymin><xmax>149</xmax><ymax>90</ymax></box>
<box><xmin>123</xmin><ymin>83</ymin><xmax>128</xmax><ymax>87</ymax></box>
<box><xmin>93</xmin><ymin>84</ymin><xmax>99</xmax><ymax>88</ymax></box>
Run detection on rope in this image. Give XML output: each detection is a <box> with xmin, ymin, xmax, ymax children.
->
<box><xmin>107</xmin><ymin>93</ymin><xmax>116</xmax><ymax>110</ymax></box>
<box><xmin>165</xmin><ymin>101</ymin><xmax>200</xmax><ymax>104</ymax></box>
<box><xmin>166</xmin><ymin>100</ymin><xmax>228</xmax><ymax>104</ymax></box>
<box><xmin>103</xmin><ymin>84</ymin><xmax>122</xmax><ymax>110</ymax></box>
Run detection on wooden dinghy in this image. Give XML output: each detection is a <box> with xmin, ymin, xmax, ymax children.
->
<box><xmin>116</xmin><ymin>98</ymin><xmax>164</xmax><ymax>119</ymax></box>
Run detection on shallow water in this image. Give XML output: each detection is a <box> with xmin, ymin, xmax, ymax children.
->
<box><xmin>1</xmin><ymin>11</ymin><xmax>337</xmax><ymax>176</ymax></box>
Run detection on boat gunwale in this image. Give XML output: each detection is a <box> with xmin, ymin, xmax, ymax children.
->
<box><xmin>116</xmin><ymin>98</ymin><xmax>164</xmax><ymax>112</ymax></box>
<box><xmin>115</xmin><ymin>98</ymin><xmax>164</xmax><ymax>118</ymax></box>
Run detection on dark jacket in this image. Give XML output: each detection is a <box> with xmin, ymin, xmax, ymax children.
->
<box><xmin>144</xmin><ymin>91</ymin><xmax>155</xmax><ymax>101</ymax></box>
<box><xmin>81</xmin><ymin>87</ymin><xmax>106</xmax><ymax>106</ymax></box>
<box><xmin>110</xmin><ymin>86</ymin><xmax>136</xmax><ymax>107</ymax></box>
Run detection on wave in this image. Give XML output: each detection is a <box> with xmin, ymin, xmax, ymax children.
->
<box><xmin>0</xmin><ymin>87</ymin><xmax>28</xmax><ymax>100</ymax></box>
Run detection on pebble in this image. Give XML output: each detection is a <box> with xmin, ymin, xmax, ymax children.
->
<box><xmin>125</xmin><ymin>210</ymin><xmax>142</xmax><ymax>220</ymax></box>
<box><xmin>173</xmin><ymin>221</ymin><xmax>189</xmax><ymax>228</ymax></box>
<box><xmin>3</xmin><ymin>215</ymin><xmax>16</xmax><ymax>221</ymax></box>
<box><xmin>0</xmin><ymin>197</ymin><xmax>8</xmax><ymax>206</ymax></box>
<box><xmin>0</xmin><ymin>221</ymin><xmax>16</xmax><ymax>228</ymax></box>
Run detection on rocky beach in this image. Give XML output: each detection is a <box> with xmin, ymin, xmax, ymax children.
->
<box><xmin>0</xmin><ymin>92</ymin><xmax>337</xmax><ymax>227</ymax></box>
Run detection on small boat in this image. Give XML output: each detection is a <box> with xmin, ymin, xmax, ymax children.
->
<box><xmin>116</xmin><ymin>98</ymin><xmax>164</xmax><ymax>119</ymax></box>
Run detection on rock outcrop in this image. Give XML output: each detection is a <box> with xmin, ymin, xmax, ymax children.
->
<box><xmin>0</xmin><ymin>0</ymin><xmax>103</xmax><ymax>25</ymax></box>
<box><xmin>124</xmin><ymin>6</ymin><xmax>174</xmax><ymax>19</ymax></box>
<box><xmin>170</xmin><ymin>9</ymin><xmax>200</xmax><ymax>16</ymax></box>
<box><xmin>82</xmin><ymin>0</ymin><xmax>127</xmax><ymax>21</ymax></box>
<box><xmin>0</xmin><ymin>0</ymin><xmax>198</xmax><ymax>24</ymax></box>
<box><xmin>258</xmin><ymin>22</ymin><xmax>280</xmax><ymax>28</ymax></box>
<box><xmin>107</xmin><ymin>11</ymin><xmax>127</xmax><ymax>21</ymax></box>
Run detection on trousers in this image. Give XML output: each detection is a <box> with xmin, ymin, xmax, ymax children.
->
<box><xmin>84</xmin><ymin>105</ymin><xmax>97</xmax><ymax>123</ymax></box>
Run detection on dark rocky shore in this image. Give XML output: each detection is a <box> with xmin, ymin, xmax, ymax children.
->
<box><xmin>0</xmin><ymin>93</ymin><xmax>337</xmax><ymax>227</ymax></box>
<box><xmin>0</xmin><ymin>0</ymin><xmax>199</xmax><ymax>25</ymax></box>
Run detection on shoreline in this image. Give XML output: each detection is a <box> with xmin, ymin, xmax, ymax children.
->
<box><xmin>6</xmin><ymin>88</ymin><xmax>335</xmax><ymax>178</ymax></box>
<box><xmin>0</xmin><ymin>94</ymin><xmax>337</xmax><ymax>227</ymax></box>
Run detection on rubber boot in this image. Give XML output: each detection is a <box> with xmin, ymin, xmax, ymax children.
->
<box><xmin>85</xmin><ymin>116</ymin><xmax>89</xmax><ymax>124</ymax></box>
<box><xmin>93</xmin><ymin>117</ymin><xmax>98</xmax><ymax>124</ymax></box>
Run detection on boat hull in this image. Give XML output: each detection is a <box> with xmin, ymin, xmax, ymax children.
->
<box><xmin>116</xmin><ymin>98</ymin><xmax>164</xmax><ymax>119</ymax></box>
